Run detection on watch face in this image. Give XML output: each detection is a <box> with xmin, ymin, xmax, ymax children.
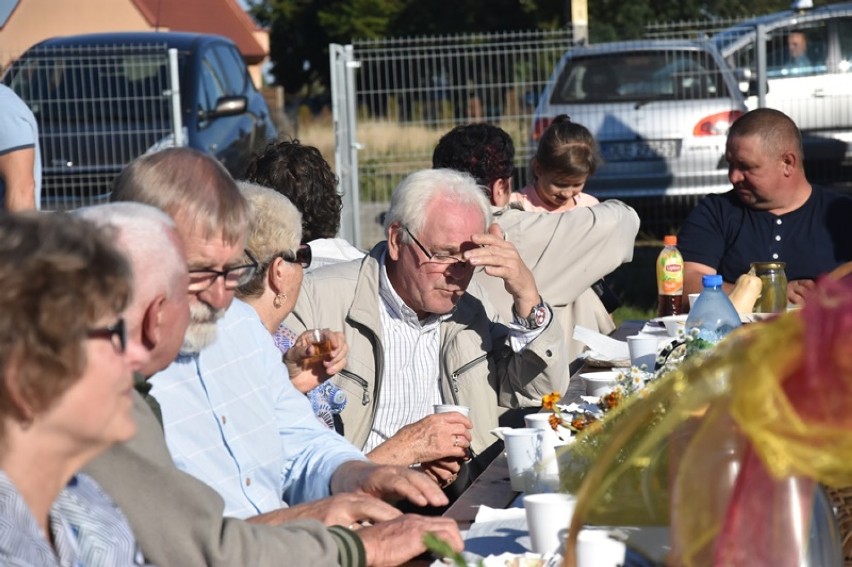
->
<box><xmin>534</xmin><ymin>306</ymin><xmax>547</xmax><ymax>327</ymax></box>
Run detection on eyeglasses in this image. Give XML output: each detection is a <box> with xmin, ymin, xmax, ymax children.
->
<box><xmin>280</xmin><ymin>244</ymin><xmax>312</xmax><ymax>269</ymax></box>
<box><xmin>188</xmin><ymin>250</ymin><xmax>259</xmax><ymax>292</ymax></box>
<box><xmin>87</xmin><ymin>318</ymin><xmax>127</xmax><ymax>353</ymax></box>
<box><xmin>404</xmin><ymin>226</ymin><xmax>473</xmax><ymax>269</ymax></box>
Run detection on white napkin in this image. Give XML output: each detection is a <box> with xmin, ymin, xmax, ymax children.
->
<box><xmin>463</xmin><ymin>503</ymin><xmax>531</xmax><ymax>560</ymax></box>
<box><xmin>573</xmin><ymin>326</ymin><xmax>629</xmax><ymax>361</ymax></box>
<box><xmin>558</xmin><ymin>398</ymin><xmax>604</xmax><ymax>415</ymax></box>
<box><xmin>474</xmin><ymin>504</ymin><xmax>526</xmax><ymax>523</ymax></box>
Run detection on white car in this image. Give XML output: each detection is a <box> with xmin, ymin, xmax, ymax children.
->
<box><xmin>531</xmin><ymin>40</ymin><xmax>747</xmax><ymax>199</ymax></box>
<box><xmin>713</xmin><ymin>2</ymin><xmax>852</xmax><ymax>169</ymax></box>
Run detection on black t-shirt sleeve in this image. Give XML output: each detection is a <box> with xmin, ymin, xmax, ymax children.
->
<box><xmin>678</xmin><ymin>194</ymin><xmax>730</xmax><ymax>270</ymax></box>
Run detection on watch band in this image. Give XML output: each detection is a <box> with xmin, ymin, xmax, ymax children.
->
<box><xmin>514</xmin><ymin>298</ymin><xmax>548</xmax><ymax>330</ymax></box>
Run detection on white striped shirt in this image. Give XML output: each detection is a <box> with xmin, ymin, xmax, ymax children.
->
<box><xmin>364</xmin><ymin>263</ymin><xmax>450</xmax><ymax>453</ymax></box>
<box><xmin>364</xmin><ymin>255</ymin><xmax>547</xmax><ymax>454</ymax></box>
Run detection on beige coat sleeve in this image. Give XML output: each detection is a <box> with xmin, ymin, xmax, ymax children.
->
<box><xmin>496</xmin><ymin>200</ymin><xmax>640</xmax><ymax>309</ymax></box>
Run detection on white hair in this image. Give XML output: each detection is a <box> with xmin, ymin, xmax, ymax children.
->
<box><xmin>383</xmin><ymin>168</ymin><xmax>492</xmax><ymax>240</ymax></box>
<box><xmin>75</xmin><ymin>202</ymin><xmax>187</xmax><ymax>308</ymax></box>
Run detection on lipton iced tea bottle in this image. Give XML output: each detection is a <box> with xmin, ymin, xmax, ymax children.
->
<box><xmin>657</xmin><ymin>235</ymin><xmax>684</xmax><ymax>317</ymax></box>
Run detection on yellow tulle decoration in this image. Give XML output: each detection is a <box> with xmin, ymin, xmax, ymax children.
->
<box><xmin>560</xmin><ymin>265</ymin><xmax>852</xmax><ymax>567</ymax></box>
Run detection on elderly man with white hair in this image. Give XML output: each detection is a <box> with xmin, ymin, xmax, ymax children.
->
<box><xmin>288</xmin><ymin>168</ymin><xmax>569</xmax><ymax>491</ymax></box>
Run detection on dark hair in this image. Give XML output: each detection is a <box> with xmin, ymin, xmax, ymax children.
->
<box><xmin>0</xmin><ymin>212</ymin><xmax>132</xmax><ymax>440</ymax></box>
<box><xmin>432</xmin><ymin>123</ymin><xmax>515</xmax><ymax>188</ymax></box>
<box><xmin>533</xmin><ymin>115</ymin><xmax>601</xmax><ymax>180</ymax></box>
<box><xmin>728</xmin><ymin>108</ymin><xmax>804</xmax><ymax>163</ymax></box>
<box><xmin>245</xmin><ymin>140</ymin><xmax>341</xmax><ymax>243</ymax></box>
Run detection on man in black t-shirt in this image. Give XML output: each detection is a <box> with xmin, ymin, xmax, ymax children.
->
<box><xmin>679</xmin><ymin>108</ymin><xmax>852</xmax><ymax>306</ymax></box>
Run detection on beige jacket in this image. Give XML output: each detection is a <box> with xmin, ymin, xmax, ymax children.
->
<box><xmin>475</xmin><ymin>200</ymin><xmax>639</xmax><ymax>359</ymax></box>
<box><xmin>286</xmin><ymin>243</ymin><xmax>569</xmax><ymax>456</ymax></box>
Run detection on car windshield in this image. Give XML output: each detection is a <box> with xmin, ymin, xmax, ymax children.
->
<box><xmin>713</xmin><ymin>26</ymin><xmax>755</xmax><ymax>54</ymax></box>
<box><xmin>550</xmin><ymin>49</ymin><xmax>728</xmax><ymax>104</ymax></box>
<box><xmin>4</xmin><ymin>45</ymin><xmax>182</xmax><ymax>124</ymax></box>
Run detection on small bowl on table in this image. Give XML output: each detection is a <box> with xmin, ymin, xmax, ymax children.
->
<box><xmin>579</xmin><ymin>371</ymin><xmax>620</xmax><ymax>397</ymax></box>
<box><xmin>658</xmin><ymin>314</ymin><xmax>688</xmax><ymax>338</ymax></box>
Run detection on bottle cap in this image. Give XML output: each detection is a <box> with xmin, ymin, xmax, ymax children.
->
<box><xmin>663</xmin><ymin>235</ymin><xmax>677</xmax><ymax>246</ymax></box>
<box><xmin>702</xmin><ymin>274</ymin><xmax>723</xmax><ymax>287</ymax></box>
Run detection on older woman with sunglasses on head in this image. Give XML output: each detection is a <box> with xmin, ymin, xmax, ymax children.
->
<box><xmin>0</xmin><ymin>212</ymin><xmax>148</xmax><ymax>565</ymax></box>
<box><xmin>235</xmin><ymin>182</ymin><xmax>349</xmax><ymax>428</ymax></box>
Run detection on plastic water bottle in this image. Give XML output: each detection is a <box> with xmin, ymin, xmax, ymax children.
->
<box><xmin>685</xmin><ymin>274</ymin><xmax>741</xmax><ymax>352</ymax></box>
<box><xmin>656</xmin><ymin>235</ymin><xmax>684</xmax><ymax>316</ymax></box>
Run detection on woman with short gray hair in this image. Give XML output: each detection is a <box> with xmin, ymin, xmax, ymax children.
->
<box><xmin>235</xmin><ymin>182</ymin><xmax>349</xmax><ymax>429</ymax></box>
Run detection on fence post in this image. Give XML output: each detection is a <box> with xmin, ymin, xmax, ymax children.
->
<box><xmin>330</xmin><ymin>43</ymin><xmax>362</xmax><ymax>248</ymax></box>
<box><xmin>755</xmin><ymin>24</ymin><xmax>768</xmax><ymax>108</ymax></box>
<box><xmin>569</xmin><ymin>0</ymin><xmax>589</xmax><ymax>45</ymax></box>
<box><xmin>167</xmin><ymin>48</ymin><xmax>185</xmax><ymax>147</ymax></box>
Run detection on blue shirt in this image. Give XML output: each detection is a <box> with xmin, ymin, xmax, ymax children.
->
<box><xmin>679</xmin><ymin>187</ymin><xmax>852</xmax><ymax>283</ymax></box>
<box><xmin>149</xmin><ymin>299</ymin><xmax>367</xmax><ymax>519</ymax></box>
<box><xmin>0</xmin><ymin>84</ymin><xmax>41</xmax><ymax>209</ymax></box>
<box><xmin>0</xmin><ymin>471</ymin><xmax>147</xmax><ymax>567</ymax></box>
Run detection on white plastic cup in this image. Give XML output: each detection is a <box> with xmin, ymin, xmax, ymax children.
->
<box><xmin>433</xmin><ymin>404</ymin><xmax>470</xmax><ymax>417</ymax></box>
<box><xmin>688</xmin><ymin>293</ymin><xmax>701</xmax><ymax>310</ymax></box>
<box><xmin>575</xmin><ymin>529</ymin><xmax>627</xmax><ymax>567</ymax></box>
<box><xmin>503</xmin><ymin>428</ymin><xmax>542</xmax><ymax>492</ymax></box>
<box><xmin>524</xmin><ymin>413</ymin><xmax>560</xmax><ymax>484</ymax></box>
<box><xmin>627</xmin><ymin>334</ymin><xmax>658</xmax><ymax>370</ymax></box>
<box><xmin>524</xmin><ymin>492</ymin><xmax>577</xmax><ymax>555</ymax></box>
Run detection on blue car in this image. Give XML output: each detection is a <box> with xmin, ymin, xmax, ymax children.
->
<box><xmin>2</xmin><ymin>31</ymin><xmax>278</xmax><ymax>209</ymax></box>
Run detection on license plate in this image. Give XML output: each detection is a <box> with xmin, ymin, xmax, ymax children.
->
<box><xmin>600</xmin><ymin>139</ymin><xmax>680</xmax><ymax>162</ymax></box>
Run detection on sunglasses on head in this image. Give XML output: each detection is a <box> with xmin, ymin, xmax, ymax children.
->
<box><xmin>280</xmin><ymin>244</ymin><xmax>312</xmax><ymax>269</ymax></box>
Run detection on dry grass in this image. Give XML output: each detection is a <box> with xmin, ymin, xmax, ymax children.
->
<box><xmin>295</xmin><ymin>109</ymin><xmax>335</xmax><ymax>162</ymax></box>
<box><xmin>296</xmin><ymin>111</ymin><xmax>530</xmax><ymax>173</ymax></box>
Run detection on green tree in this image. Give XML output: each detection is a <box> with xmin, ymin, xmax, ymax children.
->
<box><xmin>250</xmin><ymin>0</ymin><xmax>833</xmax><ymax>95</ymax></box>
<box><xmin>250</xmin><ymin>0</ymin><xmax>404</xmax><ymax>96</ymax></box>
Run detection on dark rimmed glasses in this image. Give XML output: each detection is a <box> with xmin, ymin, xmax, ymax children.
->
<box><xmin>280</xmin><ymin>244</ymin><xmax>312</xmax><ymax>269</ymax></box>
<box><xmin>188</xmin><ymin>249</ymin><xmax>259</xmax><ymax>292</ymax></box>
<box><xmin>87</xmin><ymin>318</ymin><xmax>127</xmax><ymax>353</ymax></box>
<box><xmin>403</xmin><ymin>226</ymin><xmax>474</xmax><ymax>270</ymax></box>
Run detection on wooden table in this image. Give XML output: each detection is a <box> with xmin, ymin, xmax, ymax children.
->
<box><xmin>442</xmin><ymin>452</ymin><xmax>516</xmax><ymax>530</ymax></box>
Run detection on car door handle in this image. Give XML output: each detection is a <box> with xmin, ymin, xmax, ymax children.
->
<box><xmin>813</xmin><ymin>89</ymin><xmax>826</xmax><ymax>98</ymax></box>
<box><xmin>208</xmin><ymin>143</ymin><xmax>218</xmax><ymax>151</ymax></box>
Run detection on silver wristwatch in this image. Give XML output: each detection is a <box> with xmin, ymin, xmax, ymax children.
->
<box><xmin>514</xmin><ymin>298</ymin><xmax>548</xmax><ymax>330</ymax></box>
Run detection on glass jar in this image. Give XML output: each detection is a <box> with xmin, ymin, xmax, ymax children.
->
<box><xmin>750</xmin><ymin>262</ymin><xmax>788</xmax><ymax>313</ymax></box>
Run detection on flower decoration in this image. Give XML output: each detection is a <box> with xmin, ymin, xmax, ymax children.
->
<box><xmin>542</xmin><ymin>392</ymin><xmax>561</xmax><ymax>411</ymax></box>
<box><xmin>545</xmin><ymin>367</ymin><xmax>660</xmax><ymax>440</ymax></box>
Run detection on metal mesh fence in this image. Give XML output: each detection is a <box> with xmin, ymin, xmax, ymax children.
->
<box><xmin>348</xmin><ymin>29</ymin><xmax>575</xmax><ymax>246</ymax></box>
<box><xmin>335</xmin><ymin>17</ymin><xmax>852</xmax><ymax>248</ymax></box>
<box><xmin>2</xmin><ymin>43</ymin><xmax>177</xmax><ymax>210</ymax></box>
<box><xmin>643</xmin><ymin>17</ymin><xmax>746</xmax><ymax>40</ymax></box>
